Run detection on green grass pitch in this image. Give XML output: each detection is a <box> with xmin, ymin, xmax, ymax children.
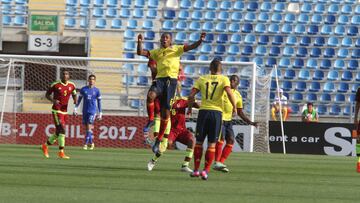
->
<box><xmin>0</xmin><ymin>144</ymin><xmax>360</xmax><ymax>203</ymax></box>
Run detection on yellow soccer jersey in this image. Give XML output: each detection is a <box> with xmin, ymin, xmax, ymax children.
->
<box><xmin>194</xmin><ymin>75</ymin><xmax>231</xmax><ymax>112</ymax></box>
<box><xmin>223</xmin><ymin>89</ymin><xmax>243</xmax><ymax>121</ymax></box>
<box><xmin>149</xmin><ymin>45</ymin><xmax>184</xmax><ymax>79</ymax></box>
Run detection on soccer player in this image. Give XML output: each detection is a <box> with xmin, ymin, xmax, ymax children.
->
<box><xmin>147</xmin><ymin>83</ymin><xmax>199</xmax><ymax>172</ymax></box>
<box><xmin>214</xmin><ymin>75</ymin><xmax>258</xmax><ymax>173</ymax></box>
<box><xmin>187</xmin><ymin>58</ymin><xmax>237</xmax><ymax>180</ymax></box>
<box><xmin>353</xmin><ymin>87</ymin><xmax>360</xmax><ymax>172</ymax></box>
<box><xmin>301</xmin><ymin>102</ymin><xmax>319</xmax><ymax>122</ymax></box>
<box><xmin>137</xmin><ymin>32</ymin><xmax>205</xmax><ymax>154</ymax></box>
<box><xmin>74</xmin><ymin>74</ymin><xmax>102</xmax><ymax>150</ymax></box>
<box><xmin>271</xmin><ymin>88</ymin><xmax>289</xmax><ymax>121</ymax></box>
<box><xmin>41</xmin><ymin>70</ymin><xmax>77</xmax><ymax>159</ymax></box>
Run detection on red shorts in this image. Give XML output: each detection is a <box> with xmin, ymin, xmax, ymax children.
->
<box><xmin>52</xmin><ymin>111</ymin><xmax>68</xmax><ymax>127</ymax></box>
<box><xmin>168</xmin><ymin>128</ymin><xmax>193</xmax><ymax>145</ymax></box>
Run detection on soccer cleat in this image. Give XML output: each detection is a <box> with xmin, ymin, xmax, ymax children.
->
<box><xmin>213</xmin><ymin>162</ymin><xmax>227</xmax><ymax>171</ymax></box>
<box><xmin>357</xmin><ymin>162</ymin><xmax>360</xmax><ymax>173</ymax></box>
<box><xmin>181</xmin><ymin>165</ymin><xmax>193</xmax><ymax>173</ymax></box>
<box><xmin>58</xmin><ymin>151</ymin><xmax>70</xmax><ymax>159</ymax></box>
<box><xmin>220</xmin><ymin>167</ymin><xmax>230</xmax><ymax>173</ymax></box>
<box><xmin>144</xmin><ymin>137</ymin><xmax>154</xmax><ymax>146</ymax></box>
<box><xmin>83</xmin><ymin>145</ymin><xmax>88</xmax><ymax>150</ymax></box>
<box><xmin>41</xmin><ymin>144</ymin><xmax>49</xmax><ymax>158</ymax></box>
<box><xmin>152</xmin><ymin>139</ymin><xmax>160</xmax><ymax>154</ymax></box>
<box><xmin>190</xmin><ymin>170</ymin><xmax>200</xmax><ymax>178</ymax></box>
<box><xmin>89</xmin><ymin>143</ymin><xmax>95</xmax><ymax>150</ymax></box>
<box><xmin>200</xmin><ymin>170</ymin><xmax>208</xmax><ymax>180</ymax></box>
<box><xmin>143</xmin><ymin>120</ymin><xmax>155</xmax><ymax>133</ymax></box>
<box><xmin>147</xmin><ymin>160</ymin><xmax>156</xmax><ymax>171</ymax></box>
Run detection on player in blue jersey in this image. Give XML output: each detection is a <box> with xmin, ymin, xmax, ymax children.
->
<box><xmin>74</xmin><ymin>74</ymin><xmax>102</xmax><ymax>150</ymax></box>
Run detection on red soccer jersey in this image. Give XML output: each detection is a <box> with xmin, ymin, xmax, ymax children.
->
<box><xmin>171</xmin><ymin>99</ymin><xmax>188</xmax><ymax>130</ymax></box>
<box><xmin>46</xmin><ymin>81</ymin><xmax>76</xmax><ymax>113</ymax></box>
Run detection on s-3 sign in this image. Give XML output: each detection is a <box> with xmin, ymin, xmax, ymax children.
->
<box><xmin>28</xmin><ymin>35</ymin><xmax>59</xmax><ymax>52</ymax></box>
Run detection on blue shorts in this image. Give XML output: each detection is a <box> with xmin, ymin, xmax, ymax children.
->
<box><xmin>195</xmin><ymin>110</ymin><xmax>222</xmax><ymax>143</ymax></box>
<box><xmin>82</xmin><ymin>113</ymin><xmax>96</xmax><ymax>125</ymax></box>
<box><xmin>153</xmin><ymin>77</ymin><xmax>177</xmax><ymax>110</ymax></box>
<box><xmin>220</xmin><ymin>121</ymin><xmax>234</xmax><ymax>140</ymax></box>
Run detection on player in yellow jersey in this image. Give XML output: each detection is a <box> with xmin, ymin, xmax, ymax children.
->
<box><xmin>137</xmin><ymin>32</ymin><xmax>205</xmax><ymax>154</ymax></box>
<box><xmin>187</xmin><ymin>58</ymin><xmax>237</xmax><ymax>180</ymax></box>
<box><xmin>214</xmin><ymin>75</ymin><xmax>258</xmax><ymax>173</ymax></box>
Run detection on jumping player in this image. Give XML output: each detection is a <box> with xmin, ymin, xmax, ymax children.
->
<box><xmin>187</xmin><ymin>58</ymin><xmax>237</xmax><ymax>180</ymax></box>
<box><xmin>41</xmin><ymin>70</ymin><xmax>77</xmax><ymax>159</ymax></box>
<box><xmin>353</xmin><ymin>87</ymin><xmax>360</xmax><ymax>172</ymax></box>
<box><xmin>137</xmin><ymin>32</ymin><xmax>205</xmax><ymax>154</ymax></box>
<box><xmin>74</xmin><ymin>74</ymin><xmax>102</xmax><ymax>150</ymax></box>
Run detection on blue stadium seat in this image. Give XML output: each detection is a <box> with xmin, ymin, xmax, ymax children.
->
<box><xmin>199</xmin><ymin>55</ymin><xmax>209</xmax><ymax>61</ymax></box>
<box><xmin>300</xmin><ymin>36</ymin><xmax>311</xmax><ymax>46</ymax></box>
<box><xmin>216</xmin><ymin>34</ymin><xmax>228</xmax><ymax>44</ymax></box>
<box><xmin>270</xmin><ymin>80</ymin><xmax>277</xmax><ymax>91</ymax></box>
<box><xmin>320</xmin><ymin>93</ymin><xmax>331</xmax><ymax>103</ymax></box>
<box><xmin>308</xmin><ymin>25</ymin><xmax>319</xmax><ymax>35</ymax></box>
<box><xmin>313</xmin><ymin>70</ymin><xmax>324</xmax><ymax>81</ymax></box>
<box><xmin>119</xmin><ymin>8</ymin><xmax>130</xmax><ymax>18</ymax></box>
<box><xmin>311</xmin><ymin>14</ymin><xmax>322</xmax><ymax>24</ymax></box>
<box><xmin>320</xmin><ymin>59</ymin><xmax>331</xmax><ymax>69</ymax></box>
<box><xmin>142</xmin><ymin>20</ymin><xmax>153</xmax><ymax>30</ymax></box>
<box><xmin>175</xmin><ymin>32</ymin><xmax>186</xmax><ymax>43</ymax></box>
<box><xmin>292</xmin><ymin>93</ymin><xmax>303</xmax><ymax>103</ymax></box>
<box><xmin>183</xmin><ymin>55</ymin><xmax>195</xmax><ymax>60</ymax></box>
<box><xmin>2</xmin><ymin>4</ymin><xmax>12</xmax><ymax>15</ymax></box>
<box><xmin>181</xmin><ymin>78</ymin><xmax>194</xmax><ymax>88</ymax></box>
<box><xmin>320</xmin><ymin>25</ymin><xmax>332</xmax><ymax>35</ymax></box>
<box><xmin>144</xmin><ymin>42</ymin><xmax>154</xmax><ymax>50</ymax></box>
<box><xmin>271</xmin><ymin>13</ymin><xmax>282</xmax><ymax>23</ymax></box>
<box><xmin>269</xmin><ymin>47</ymin><xmax>280</xmax><ymax>56</ymax></box>
<box><xmin>218</xmin><ymin>11</ymin><xmax>229</xmax><ymax>21</ymax></box>
<box><xmin>192</xmin><ymin>10</ymin><xmax>203</xmax><ymax>20</ymax></box>
<box><xmin>253</xmin><ymin>57</ymin><xmax>263</xmax><ymax>66</ymax></box>
<box><xmin>335</xmin><ymin>25</ymin><xmax>345</xmax><ymax>35</ymax></box>
<box><xmin>279</xmin><ymin>58</ymin><xmax>290</xmax><ymax>69</ymax></box>
<box><xmin>228</xmin><ymin>45</ymin><xmax>239</xmax><ymax>55</ymax></box>
<box><xmin>334</xmin><ymin>59</ymin><xmax>345</xmax><ymax>70</ymax></box>
<box><xmin>352</xmin><ymin>49</ymin><xmax>360</xmax><ymax>58</ymax></box>
<box><xmin>199</xmin><ymin>66</ymin><xmax>209</xmax><ymax>75</ymax></box>
<box><xmin>220</xmin><ymin>1</ymin><xmax>232</xmax><ymax>10</ymax></box>
<box><xmin>329</xmin><ymin>105</ymin><xmax>341</xmax><ymax>115</ymax></box>
<box><xmin>295</xmin><ymin>81</ymin><xmax>307</xmax><ymax>92</ymax></box>
<box><xmin>281</xmin><ymin>81</ymin><xmax>292</xmax><ymax>91</ymax></box>
<box><xmin>247</xmin><ymin>2</ymin><xmax>258</xmax><ymax>11</ymax></box>
<box><xmin>266</xmin><ymin>58</ymin><xmax>277</xmax><ymax>68</ymax></box>
<box><xmin>296</xmin><ymin>47</ymin><xmax>308</xmax><ymax>57</ymax></box>
<box><xmin>231</xmin><ymin>12</ymin><xmax>242</xmax><ymax>22</ymax></box>
<box><xmin>307</xmin><ymin>93</ymin><xmax>317</xmax><ymax>102</ymax></box>
<box><xmin>286</xmin><ymin>36</ymin><xmax>297</xmax><ymax>46</ymax></box>
<box><xmin>244</xmin><ymin>34</ymin><xmax>255</xmax><ymax>45</ymax></box>
<box><xmin>244</xmin><ymin>12</ymin><xmax>256</xmax><ymax>22</ymax></box>
<box><xmin>306</xmin><ymin>59</ymin><xmax>317</xmax><ymax>69</ymax></box>
<box><xmin>178</xmin><ymin>10</ymin><xmax>189</xmax><ymax>20</ymax></box>
<box><xmin>66</xmin><ymin>0</ymin><xmax>77</xmax><ymax>6</ymax></box>
<box><xmin>175</xmin><ymin>21</ymin><xmax>187</xmax><ymax>31</ymax></box>
<box><xmin>255</xmin><ymin>24</ymin><xmax>266</xmax><ymax>33</ymax></box>
<box><xmin>334</xmin><ymin>94</ymin><xmax>345</xmax><ymax>103</ymax></box>
<box><xmin>337</xmin><ymin>82</ymin><xmax>349</xmax><ymax>93</ymax></box>
<box><xmin>255</xmin><ymin>46</ymin><xmax>266</xmax><ymax>56</ymax></box>
<box><xmin>310</xmin><ymin>48</ymin><xmax>321</xmax><ymax>58</ymax></box>
<box><xmin>327</xmin><ymin>37</ymin><xmax>339</xmax><ymax>47</ymax></box>
<box><xmin>284</xmin><ymin>69</ymin><xmax>295</xmax><ymax>79</ymax></box>
<box><xmin>204</xmin><ymin>34</ymin><xmax>214</xmax><ymax>43</ymax></box>
<box><xmin>298</xmin><ymin>13</ymin><xmax>309</xmax><ymax>24</ymax></box>
<box><xmin>206</xmin><ymin>0</ymin><xmax>217</xmax><ymax>10</ymax></box>
<box><xmin>134</xmin><ymin>0</ymin><xmax>145</xmax><ymax>7</ymax></box>
<box><xmin>241</xmin><ymin>46</ymin><xmax>253</xmax><ymax>56</ymax></box>
<box><xmin>274</xmin><ymin>2</ymin><xmax>285</xmax><ymax>12</ymax></box>
<box><xmin>234</xmin><ymin>1</ymin><xmax>244</xmax><ymax>11</ymax></box>
<box><xmin>341</xmin><ymin>4</ymin><xmax>352</xmax><ymax>14</ymax></box>
<box><xmin>314</xmin><ymin>3</ymin><xmax>325</xmax><ymax>13</ymax></box>
<box><xmin>350</xmin><ymin>94</ymin><xmax>356</xmax><ymax>103</ymax></box>
<box><xmin>348</xmin><ymin>60</ymin><xmax>359</xmax><ymax>70</ymax></box>
<box><xmin>80</xmin><ymin>18</ymin><xmax>88</xmax><ymax>28</ymax></box>
<box><xmin>215</xmin><ymin>45</ymin><xmax>225</xmax><ymax>55</ymax></box>
<box><xmin>281</xmin><ymin>24</ymin><xmax>292</xmax><ymax>34</ymax></box>
<box><xmin>272</xmin><ymin>35</ymin><xmax>283</xmax><ymax>45</ymax></box>
<box><xmin>230</xmin><ymin>34</ymin><xmax>241</xmax><ymax>44</ymax></box>
<box><xmin>224</xmin><ymin>56</ymin><xmax>235</xmax><ymax>62</ymax></box>
<box><xmin>327</xmin><ymin>70</ymin><xmax>339</xmax><ymax>81</ymax></box>
<box><xmin>355</xmin><ymin>5</ymin><xmax>360</xmax><ymax>14</ymax></box>
<box><xmin>338</xmin><ymin>15</ymin><xmax>349</xmax><ymax>25</ymax></box>
<box><xmin>325</xmin><ymin>15</ymin><xmax>336</xmax><ymax>24</ymax></box>
<box><xmin>124</xmin><ymin>53</ymin><xmax>134</xmax><ymax>58</ymax></box>
<box><xmin>180</xmin><ymin>0</ymin><xmax>191</xmax><ymax>9</ymax></box>
<box><xmin>121</xmin><ymin>0</ymin><xmax>131</xmax><ymax>7</ymax></box>
<box><xmin>227</xmin><ymin>67</ymin><xmax>238</xmax><ymax>75</ymax></box>
<box><xmin>239</xmin><ymin>57</ymin><xmax>250</xmax><ymax>62</ymax></box>
<box><xmin>124</xmin><ymin>30</ymin><xmax>135</xmax><ymax>40</ymax></box>
<box><xmin>228</xmin><ymin>23</ymin><xmax>240</xmax><ymax>33</ymax></box>
<box><xmin>285</xmin><ymin>13</ymin><xmax>295</xmax><ymax>23</ymax></box>
<box><xmin>65</xmin><ymin>7</ymin><xmax>76</xmax><ymax>17</ymax></box>
<box><xmin>258</xmin><ymin>35</ymin><xmax>269</xmax><ymax>45</ymax></box>
<box><xmin>268</xmin><ymin>23</ymin><xmax>279</xmax><ymax>34</ymax></box>
<box><xmin>239</xmin><ymin>80</ymin><xmax>250</xmax><ymax>89</ymax></box>
<box><xmin>352</xmin><ymin>84</ymin><xmax>360</xmax><ymax>93</ymax></box>
<box><xmin>348</xmin><ymin>26</ymin><xmax>358</xmax><ymax>36</ymax></box>
<box><xmin>80</xmin><ymin>0</ymin><xmax>90</xmax><ymax>6</ymax></box>
<box><xmin>123</xmin><ymin>64</ymin><xmax>134</xmax><ymax>72</ymax></box>
<box><xmin>111</xmin><ymin>19</ymin><xmax>121</xmax><ymax>29</ymax></box>
<box><xmin>137</xmin><ymin>64</ymin><xmax>148</xmax><ymax>74</ymax></box>
<box><xmin>189</xmin><ymin>21</ymin><xmax>200</xmax><ymax>31</ymax></box>
<box><xmin>106</xmin><ymin>8</ymin><xmax>117</xmax><ymax>18</ymax></box>
<box><xmin>355</xmin><ymin>38</ymin><xmax>360</xmax><ymax>47</ymax></box>
<box><xmin>343</xmin><ymin>105</ymin><xmax>352</xmax><ymax>116</ymax></box>
<box><xmin>127</xmin><ymin>19</ymin><xmax>137</xmax><ymax>29</ymax></box>
<box><xmin>148</xmin><ymin>0</ymin><xmax>158</xmax><ymax>8</ymax></box>
<box><xmin>15</xmin><ymin>5</ymin><xmax>26</xmax><ymax>15</ymax></box>
<box><xmin>137</xmin><ymin>76</ymin><xmax>149</xmax><ymax>86</ymax></box>
<box><xmin>130</xmin><ymin>99</ymin><xmax>141</xmax><ymax>109</ymax></box>
<box><xmin>123</xmin><ymin>75</ymin><xmax>135</xmax><ymax>86</ymax></box>
<box><xmin>314</xmin><ymin>37</ymin><xmax>325</xmax><ymax>46</ymax></box>
<box><xmin>124</xmin><ymin>41</ymin><xmax>135</xmax><ymax>51</ymax></box>
<box><xmin>301</xmin><ymin>3</ymin><xmax>312</xmax><ymax>13</ymax></box>
<box><xmin>324</xmin><ymin>48</ymin><xmax>335</xmax><ymax>58</ymax></box>
<box><xmin>242</xmin><ymin>23</ymin><xmax>253</xmax><ymax>33</ymax></box>
<box><xmin>14</xmin><ymin>16</ymin><xmax>25</xmax><ymax>26</ymax></box>
<box><xmin>298</xmin><ymin>69</ymin><xmax>310</xmax><ymax>80</ymax></box>
<box><xmin>215</xmin><ymin>22</ymin><xmax>227</xmax><ymax>32</ymax></box>
<box><xmin>356</xmin><ymin>72</ymin><xmax>360</xmax><ymax>81</ymax></box>
<box><xmin>93</xmin><ymin>8</ymin><xmax>104</xmax><ymax>17</ymax></box>
<box><xmin>309</xmin><ymin>81</ymin><xmax>321</xmax><ymax>92</ymax></box>
<box><xmin>283</xmin><ymin>47</ymin><xmax>294</xmax><ymax>57</ymax></box>
<box><xmin>290</xmin><ymin>104</ymin><xmax>300</xmax><ymax>114</ymax></box>
<box><xmin>94</xmin><ymin>0</ymin><xmax>104</xmax><ymax>7</ymax></box>
<box><xmin>200</xmin><ymin>44</ymin><xmax>212</xmax><ymax>54</ymax></box>
<box><xmin>65</xmin><ymin>18</ymin><xmax>76</xmax><ymax>28</ymax></box>
<box><xmin>295</xmin><ymin>24</ymin><xmax>305</xmax><ymax>34</ymax></box>
<box><xmin>202</xmin><ymin>22</ymin><xmax>213</xmax><ymax>32</ymax></box>
<box><xmin>193</xmin><ymin>0</ymin><xmax>204</xmax><ymax>9</ymax></box>
<box><xmin>328</xmin><ymin>4</ymin><xmax>339</xmax><ymax>14</ymax></box>
<box><xmin>146</xmin><ymin>9</ymin><xmax>157</xmax><ymax>19</ymax></box>
<box><xmin>260</xmin><ymin>2</ymin><xmax>271</xmax><ymax>12</ymax></box>
<box><xmin>164</xmin><ymin>10</ymin><xmax>176</xmax><ymax>19</ymax></box>
<box><xmin>324</xmin><ymin>82</ymin><xmax>335</xmax><ymax>93</ymax></box>
<box><xmin>317</xmin><ymin>105</ymin><xmax>327</xmax><ymax>115</ymax></box>
<box><xmin>271</xmin><ymin>69</ymin><xmax>282</xmax><ymax>79</ymax></box>
<box><xmin>338</xmin><ymin>48</ymin><xmax>349</xmax><ymax>58</ymax></box>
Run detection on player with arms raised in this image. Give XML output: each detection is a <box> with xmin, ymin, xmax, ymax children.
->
<box><xmin>74</xmin><ymin>74</ymin><xmax>102</xmax><ymax>150</ymax></box>
<box><xmin>137</xmin><ymin>32</ymin><xmax>205</xmax><ymax>154</ymax></box>
<box><xmin>41</xmin><ymin>70</ymin><xmax>77</xmax><ymax>159</ymax></box>
<box><xmin>188</xmin><ymin>58</ymin><xmax>237</xmax><ymax>180</ymax></box>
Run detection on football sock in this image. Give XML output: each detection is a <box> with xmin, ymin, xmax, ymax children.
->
<box><xmin>357</xmin><ymin>144</ymin><xmax>360</xmax><ymax>162</ymax></box>
<box><xmin>46</xmin><ymin>134</ymin><xmax>57</xmax><ymax>145</ymax></box>
<box><xmin>152</xmin><ymin>152</ymin><xmax>162</xmax><ymax>162</ymax></box>
<box><xmin>153</xmin><ymin>116</ymin><xmax>160</xmax><ymax>134</ymax></box>
<box><xmin>157</xmin><ymin>118</ymin><xmax>170</xmax><ymax>141</ymax></box>
<box><xmin>220</xmin><ymin>144</ymin><xmax>234</xmax><ymax>163</ymax></box>
<box><xmin>183</xmin><ymin>148</ymin><xmax>194</xmax><ymax>166</ymax></box>
<box><xmin>88</xmin><ymin>130</ymin><xmax>93</xmax><ymax>144</ymax></box>
<box><xmin>193</xmin><ymin>144</ymin><xmax>203</xmax><ymax>171</ymax></box>
<box><xmin>204</xmin><ymin>146</ymin><xmax>216</xmax><ymax>172</ymax></box>
<box><xmin>215</xmin><ymin>140</ymin><xmax>224</xmax><ymax>162</ymax></box>
<box><xmin>147</xmin><ymin>101</ymin><xmax>155</xmax><ymax>121</ymax></box>
<box><xmin>58</xmin><ymin>134</ymin><xmax>65</xmax><ymax>149</ymax></box>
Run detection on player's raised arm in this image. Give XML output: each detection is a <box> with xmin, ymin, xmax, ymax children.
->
<box><xmin>184</xmin><ymin>33</ymin><xmax>206</xmax><ymax>52</ymax></box>
<box><xmin>237</xmin><ymin>108</ymin><xmax>258</xmax><ymax>127</ymax></box>
<box><xmin>137</xmin><ymin>34</ymin><xmax>150</xmax><ymax>57</ymax></box>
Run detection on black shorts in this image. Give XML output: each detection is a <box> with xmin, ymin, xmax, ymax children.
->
<box><xmin>153</xmin><ymin>77</ymin><xmax>177</xmax><ymax>110</ymax></box>
<box><xmin>149</xmin><ymin>80</ymin><xmax>157</xmax><ymax>93</ymax></box>
<box><xmin>195</xmin><ymin>110</ymin><xmax>222</xmax><ymax>143</ymax></box>
<box><xmin>220</xmin><ymin>120</ymin><xmax>234</xmax><ymax>140</ymax></box>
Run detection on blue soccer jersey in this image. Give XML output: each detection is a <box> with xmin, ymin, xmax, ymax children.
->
<box><xmin>77</xmin><ymin>86</ymin><xmax>102</xmax><ymax>115</ymax></box>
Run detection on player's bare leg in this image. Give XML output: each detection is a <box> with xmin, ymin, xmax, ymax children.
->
<box><xmin>144</xmin><ymin>90</ymin><xmax>157</xmax><ymax>133</ymax></box>
<box><xmin>152</xmin><ymin>108</ymin><xmax>171</xmax><ymax>153</ymax></box>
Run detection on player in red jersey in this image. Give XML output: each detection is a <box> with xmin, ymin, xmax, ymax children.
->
<box><xmin>41</xmin><ymin>70</ymin><xmax>77</xmax><ymax>159</ymax></box>
<box><xmin>147</xmin><ymin>83</ymin><xmax>199</xmax><ymax>172</ymax></box>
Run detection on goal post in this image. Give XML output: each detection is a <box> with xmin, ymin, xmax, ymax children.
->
<box><xmin>0</xmin><ymin>55</ymin><xmax>271</xmax><ymax>152</ymax></box>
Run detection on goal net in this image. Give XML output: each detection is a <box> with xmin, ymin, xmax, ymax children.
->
<box><xmin>0</xmin><ymin>55</ymin><xmax>271</xmax><ymax>152</ymax></box>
